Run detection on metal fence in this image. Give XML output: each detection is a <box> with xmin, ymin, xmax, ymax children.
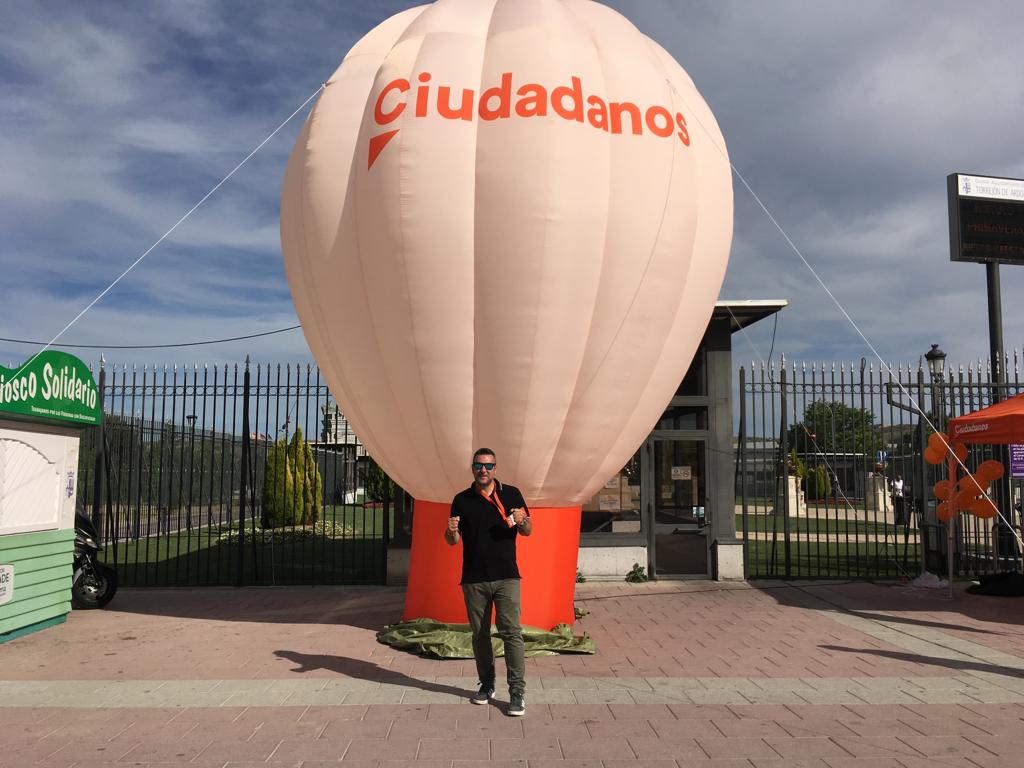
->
<box><xmin>739</xmin><ymin>353</ymin><xmax>1024</xmax><ymax>580</ymax></box>
<box><xmin>78</xmin><ymin>361</ymin><xmax>407</xmax><ymax>587</ymax></box>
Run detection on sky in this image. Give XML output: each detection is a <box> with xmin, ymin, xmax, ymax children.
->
<box><xmin>3</xmin><ymin>0</ymin><xmax>1024</xmax><ymax>379</ymax></box>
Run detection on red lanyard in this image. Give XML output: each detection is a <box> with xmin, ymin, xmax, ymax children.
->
<box><xmin>478</xmin><ymin>486</ymin><xmax>513</xmax><ymax>526</ymax></box>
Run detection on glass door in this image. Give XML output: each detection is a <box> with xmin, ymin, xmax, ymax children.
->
<box><xmin>646</xmin><ymin>437</ymin><xmax>709</xmax><ymax>576</ymax></box>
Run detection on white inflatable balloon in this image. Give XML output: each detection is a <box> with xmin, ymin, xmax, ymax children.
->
<box><xmin>281</xmin><ymin>0</ymin><xmax>732</xmax><ymax>505</ymax></box>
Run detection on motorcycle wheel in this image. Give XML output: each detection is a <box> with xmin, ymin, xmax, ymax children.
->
<box><xmin>72</xmin><ymin>562</ymin><xmax>118</xmax><ymax>609</ymax></box>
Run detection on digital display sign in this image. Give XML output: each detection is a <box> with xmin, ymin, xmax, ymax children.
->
<box><xmin>948</xmin><ymin>173</ymin><xmax>1024</xmax><ymax>264</ymax></box>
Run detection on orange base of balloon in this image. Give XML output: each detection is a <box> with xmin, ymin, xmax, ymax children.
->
<box><xmin>402</xmin><ymin>500</ymin><xmax>581</xmax><ymax>628</ymax></box>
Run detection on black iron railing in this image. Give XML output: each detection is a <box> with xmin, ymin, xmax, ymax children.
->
<box><xmin>739</xmin><ymin>354</ymin><xmax>1024</xmax><ymax>580</ymax></box>
<box><xmin>78</xmin><ymin>360</ymin><xmax>408</xmax><ymax>587</ymax></box>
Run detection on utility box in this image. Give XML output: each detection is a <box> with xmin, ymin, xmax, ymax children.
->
<box><xmin>0</xmin><ymin>351</ymin><xmax>101</xmax><ymax>643</ymax></box>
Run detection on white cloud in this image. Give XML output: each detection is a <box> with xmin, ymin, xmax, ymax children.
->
<box><xmin>3</xmin><ymin>0</ymin><xmax>1024</xmax><ymax>379</ymax></box>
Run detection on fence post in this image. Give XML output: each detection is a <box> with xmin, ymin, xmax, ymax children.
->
<box><xmin>915</xmin><ymin>364</ymin><xmax>929</xmax><ymax>574</ymax></box>
<box><xmin>238</xmin><ymin>357</ymin><xmax>251</xmax><ymax>586</ymax></box>
<box><xmin>91</xmin><ymin>360</ymin><xmax>107</xmax><ymax>536</ymax></box>
<box><xmin>780</xmin><ymin>362</ymin><xmax>791</xmax><ymax>579</ymax></box>
<box><xmin>739</xmin><ymin>366</ymin><xmax>749</xmax><ymax>580</ymax></box>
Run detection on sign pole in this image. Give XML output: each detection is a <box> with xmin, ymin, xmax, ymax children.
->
<box><xmin>948</xmin><ymin>173</ymin><xmax>1024</xmax><ymax>567</ymax></box>
<box><xmin>986</xmin><ymin>262</ymin><xmax>1014</xmax><ymax>552</ymax></box>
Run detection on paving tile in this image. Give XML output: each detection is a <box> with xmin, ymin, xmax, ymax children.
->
<box><xmin>491</xmin><ymin>736</ymin><xmax>562</xmax><ymax>759</ymax></box>
<box><xmin>626</xmin><ymin>736</ymin><xmax>705</xmax><ymax>760</ymax></box>
<box><xmin>762</xmin><ymin>736</ymin><xmax>852</xmax><ymax>759</ymax></box>
<box><xmin>820</xmin><ymin>759</ymin><xmax>906</xmax><ymax>768</ymax></box>
<box><xmin>302</xmin><ymin>704</ymin><xmax>371</xmax><ymax>721</ymax></box>
<box><xmin>418</xmin><ymin>736</ymin><xmax>489</xmax><ymax>759</ymax></box>
<box><xmin>584</xmin><ymin>720</ymin><xmax>656</xmax><ymax>738</ymax></box>
<box><xmin>675</xmin><ymin>760</ymin><xmax>752</xmax><ymax>768</ymax></box>
<box><xmin>361</xmin><ymin>703</ymin><xmax>431</xmax><ymax>720</ymax></box>
<box><xmin>527</xmin><ymin>760</ymin><xmax>603</xmax><ymax>768</ymax></box>
<box><xmin>899</xmin><ymin>715</ymin><xmax>990</xmax><ymax>737</ymax></box>
<box><xmin>732</xmin><ymin>704</ymin><xmax>805</xmax><ymax>721</ymax></box>
<box><xmin>962</xmin><ymin>733</ymin><xmax>1024</xmax><ymax>756</ymax></box>
<box><xmin>456</xmin><ymin>718</ymin><xmax>525</xmax><ymax>738</ymax></box>
<box><xmin>648</xmin><ymin>718</ymin><xmax>719</xmax><ymax>738</ymax></box>
<box><xmin>547</xmin><ymin>704</ymin><xmax>615</xmax><ymax>722</ymax></box>
<box><xmin>558</xmin><ymin>736</ymin><xmax>636</xmax><ymax>759</ymax></box>
<box><xmin>177</xmin><ymin>720</ymin><xmax>266</xmax><ymax>742</ymax></box>
<box><xmin>384</xmin><ymin>719</ymin><xmax>456</xmax><ymax>739</ymax></box>
<box><xmin>428</xmin><ymin>702</ymin><xmax>491</xmax><ymax>721</ymax></box>
<box><xmin>711</xmin><ymin>718</ymin><xmax>789</xmax><ymax>737</ymax></box>
<box><xmin>231</xmin><ymin>705</ymin><xmax>309</xmax><ymax>724</ymax></box>
<box><xmin>608</xmin><ymin>704</ymin><xmax>676</xmax><ymax>720</ymax></box>
<box><xmin>897</xmin><ymin>733</ymin><xmax>994</xmax><ymax>757</ymax></box>
<box><xmin>697</xmin><ymin>736</ymin><xmax>780</xmax><ymax>759</ymax></box>
<box><xmin>842</xmin><ymin>705</ymin><xmax>920</xmax><ymax>721</ymax></box>
<box><xmin>842</xmin><ymin>720</ymin><xmax>914</xmax><ymax>738</ymax></box>
<box><xmin>779</xmin><ymin>719</ymin><xmax>859</xmax><ymax>739</ymax></box>
<box><xmin>962</xmin><ymin>756</ymin><xmax>1024</xmax><ymax>768</ymax></box>
<box><xmin>600</xmin><ymin>760</ymin><xmax>685</xmax><ymax>768</ymax></box>
<box><xmin>521</xmin><ymin>722</ymin><xmax>591</xmax><ymax>740</ymax></box>
<box><xmin>169</xmin><ymin>705</ymin><xmax>249</xmax><ymax>722</ymax></box>
<box><xmin>270</xmin><ymin>737</ymin><xmax>352</xmax><ymax>761</ymax></box>
<box><xmin>827</xmin><ymin>736</ymin><xmax>922</xmax><ymax>759</ymax></box>
<box><xmin>43</xmin><ymin>740</ymin><xmax>138</xmax><ymax>763</ymax></box>
<box><xmin>194</xmin><ymin>738</ymin><xmax>283</xmax><ymax>762</ymax></box>
<box><xmin>117</xmin><ymin>737</ymin><xmax>213</xmax><ymax>763</ymax></box>
<box><xmin>969</xmin><ymin>717</ymin><xmax>1024</xmax><ymax>736</ymax></box>
<box><xmin>342</xmin><ymin>737</ymin><xmax>422</xmax><ymax>760</ymax></box>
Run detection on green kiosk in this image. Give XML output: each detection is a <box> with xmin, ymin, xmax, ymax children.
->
<box><xmin>0</xmin><ymin>351</ymin><xmax>101</xmax><ymax>643</ymax></box>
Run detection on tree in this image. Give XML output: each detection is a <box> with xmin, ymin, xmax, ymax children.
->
<box><xmin>788</xmin><ymin>400</ymin><xmax>884</xmax><ymax>465</ymax></box>
<box><xmin>288</xmin><ymin>427</ymin><xmax>322</xmax><ymax>526</ymax></box>
<box><xmin>803</xmin><ymin>465</ymin><xmax>832</xmax><ymax>500</ymax></box>
<box><xmin>261</xmin><ymin>427</ymin><xmax>325</xmax><ymax>528</ymax></box>
<box><xmin>363</xmin><ymin>457</ymin><xmax>395</xmax><ymax>503</ymax></box>
<box><xmin>261</xmin><ymin>438</ymin><xmax>296</xmax><ymax>528</ymax></box>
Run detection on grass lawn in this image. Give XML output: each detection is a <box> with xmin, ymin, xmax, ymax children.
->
<box><xmin>737</xmin><ymin>514</ymin><xmax>911</xmax><ymax>536</ymax></box>
<box><xmin>102</xmin><ymin>503</ymin><xmax>392</xmax><ymax>587</ymax></box>
<box><xmin>745</xmin><ymin>538</ymin><xmax>922</xmax><ymax>579</ymax></box>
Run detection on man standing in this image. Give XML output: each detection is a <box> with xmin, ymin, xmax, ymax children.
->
<box><xmin>891</xmin><ymin>474</ymin><xmax>906</xmax><ymax>526</ymax></box>
<box><xmin>445</xmin><ymin>447</ymin><xmax>531</xmax><ymax>716</ymax></box>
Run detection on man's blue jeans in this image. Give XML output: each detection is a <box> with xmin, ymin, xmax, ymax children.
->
<box><xmin>462</xmin><ymin>579</ymin><xmax>525</xmax><ymax>695</ymax></box>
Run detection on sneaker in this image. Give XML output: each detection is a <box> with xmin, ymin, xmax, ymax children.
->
<box><xmin>471</xmin><ymin>684</ymin><xmax>494</xmax><ymax>705</ymax></box>
<box><xmin>507</xmin><ymin>692</ymin><xmax>525</xmax><ymax>716</ymax></box>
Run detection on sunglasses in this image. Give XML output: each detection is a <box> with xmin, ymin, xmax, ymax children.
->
<box><xmin>472</xmin><ymin>462</ymin><xmax>496</xmax><ymax>471</ymax></box>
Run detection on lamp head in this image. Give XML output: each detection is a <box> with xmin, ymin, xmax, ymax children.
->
<box><xmin>924</xmin><ymin>344</ymin><xmax>946</xmax><ymax>380</ymax></box>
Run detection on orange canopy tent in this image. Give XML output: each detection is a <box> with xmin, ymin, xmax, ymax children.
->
<box><xmin>948</xmin><ymin>392</ymin><xmax>1024</xmax><ymax>444</ymax></box>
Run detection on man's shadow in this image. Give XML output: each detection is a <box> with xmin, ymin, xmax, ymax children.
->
<box><xmin>273</xmin><ymin>651</ymin><xmax>469</xmax><ymax>698</ymax></box>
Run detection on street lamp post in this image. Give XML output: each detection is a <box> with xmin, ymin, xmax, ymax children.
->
<box><xmin>924</xmin><ymin>344</ymin><xmax>946</xmax><ymax>403</ymax></box>
<box><xmin>924</xmin><ymin>344</ymin><xmax>955</xmax><ymax>595</ymax></box>
<box><xmin>186</xmin><ymin>414</ymin><xmax>197</xmax><ymax>530</ymax></box>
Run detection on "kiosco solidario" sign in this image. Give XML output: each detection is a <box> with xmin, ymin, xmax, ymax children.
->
<box><xmin>0</xmin><ymin>351</ymin><xmax>101</xmax><ymax>427</ymax></box>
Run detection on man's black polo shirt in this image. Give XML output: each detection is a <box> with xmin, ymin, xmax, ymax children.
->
<box><xmin>452</xmin><ymin>481</ymin><xmax>530</xmax><ymax>585</ymax></box>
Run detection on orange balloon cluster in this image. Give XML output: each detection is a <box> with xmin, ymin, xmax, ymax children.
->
<box><xmin>924</xmin><ymin>432</ymin><xmax>966</xmax><ymax>465</ymax></box>
<box><xmin>928</xmin><ymin>434</ymin><xmax>1003</xmax><ymax>522</ymax></box>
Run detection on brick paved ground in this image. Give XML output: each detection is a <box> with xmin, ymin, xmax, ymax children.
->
<box><xmin>3</xmin><ymin>580</ymin><xmax>1024</xmax><ymax>767</ymax></box>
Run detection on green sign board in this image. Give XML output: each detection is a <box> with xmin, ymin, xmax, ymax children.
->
<box><xmin>0</xmin><ymin>351</ymin><xmax>101</xmax><ymax>427</ymax></box>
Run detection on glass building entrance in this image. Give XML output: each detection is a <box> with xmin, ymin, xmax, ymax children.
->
<box><xmin>646</xmin><ymin>437</ymin><xmax>709</xmax><ymax>576</ymax></box>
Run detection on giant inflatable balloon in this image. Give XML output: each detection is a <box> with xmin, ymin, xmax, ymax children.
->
<box><xmin>281</xmin><ymin>0</ymin><xmax>733</xmax><ymax>627</ymax></box>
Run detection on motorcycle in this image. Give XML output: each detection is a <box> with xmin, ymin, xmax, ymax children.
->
<box><xmin>72</xmin><ymin>512</ymin><xmax>118</xmax><ymax>609</ymax></box>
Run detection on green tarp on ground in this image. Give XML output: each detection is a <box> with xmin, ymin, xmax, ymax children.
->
<box><xmin>377</xmin><ymin>618</ymin><xmax>596</xmax><ymax>659</ymax></box>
